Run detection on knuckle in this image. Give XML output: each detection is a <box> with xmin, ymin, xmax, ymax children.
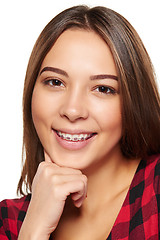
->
<box><xmin>51</xmin><ymin>175</ymin><xmax>59</xmax><ymax>184</ymax></box>
<box><xmin>38</xmin><ymin>163</ymin><xmax>52</xmax><ymax>178</ymax></box>
<box><xmin>38</xmin><ymin>161</ymin><xmax>46</xmax><ymax>170</ymax></box>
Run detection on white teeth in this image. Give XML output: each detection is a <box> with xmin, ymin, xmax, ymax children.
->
<box><xmin>57</xmin><ymin>131</ymin><xmax>92</xmax><ymax>141</ymax></box>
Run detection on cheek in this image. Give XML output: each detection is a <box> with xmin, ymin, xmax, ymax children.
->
<box><xmin>31</xmin><ymin>89</ymin><xmax>51</xmax><ymax>130</ymax></box>
<box><xmin>100</xmin><ymin>115</ymin><xmax>122</xmax><ymax>138</ymax></box>
<box><xmin>94</xmin><ymin>100</ymin><xmax>122</xmax><ymax>132</ymax></box>
<box><xmin>31</xmin><ymin>89</ymin><xmax>55</xmax><ymax>149</ymax></box>
<box><xmin>31</xmin><ymin>90</ymin><xmax>42</xmax><ymax>125</ymax></box>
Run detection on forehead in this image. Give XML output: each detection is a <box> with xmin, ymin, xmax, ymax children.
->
<box><xmin>40</xmin><ymin>29</ymin><xmax>117</xmax><ymax>76</ymax></box>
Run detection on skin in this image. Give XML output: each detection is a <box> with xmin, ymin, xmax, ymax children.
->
<box><xmin>18</xmin><ymin>30</ymin><xmax>140</xmax><ymax>239</ymax></box>
<box><xmin>32</xmin><ymin>29</ymin><xmax>121</xmax><ymax>171</ymax></box>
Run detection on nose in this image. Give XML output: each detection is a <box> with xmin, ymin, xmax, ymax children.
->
<box><xmin>59</xmin><ymin>90</ymin><xmax>89</xmax><ymax>122</ymax></box>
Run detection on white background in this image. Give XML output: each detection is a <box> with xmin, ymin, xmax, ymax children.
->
<box><xmin>0</xmin><ymin>0</ymin><xmax>159</xmax><ymax>201</ymax></box>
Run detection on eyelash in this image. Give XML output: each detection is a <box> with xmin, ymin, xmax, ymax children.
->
<box><xmin>94</xmin><ymin>86</ymin><xmax>117</xmax><ymax>95</ymax></box>
<box><xmin>43</xmin><ymin>78</ymin><xmax>64</xmax><ymax>87</ymax></box>
<box><xmin>42</xmin><ymin>79</ymin><xmax>117</xmax><ymax>95</ymax></box>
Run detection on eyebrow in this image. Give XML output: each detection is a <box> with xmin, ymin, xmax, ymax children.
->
<box><xmin>40</xmin><ymin>66</ymin><xmax>118</xmax><ymax>81</ymax></box>
<box><xmin>40</xmin><ymin>67</ymin><xmax>69</xmax><ymax>77</ymax></box>
<box><xmin>90</xmin><ymin>74</ymin><xmax>118</xmax><ymax>81</ymax></box>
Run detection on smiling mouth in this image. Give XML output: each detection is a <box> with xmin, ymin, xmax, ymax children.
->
<box><xmin>55</xmin><ymin>130</ymin><xmax>96</xmax><ymax>142</ymax></box>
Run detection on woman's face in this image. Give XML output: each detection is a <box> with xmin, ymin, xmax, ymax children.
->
<box><xmin>32</xmin><ymin>29</ymin><xmax>122</xmax><ymax>171</ymax></box>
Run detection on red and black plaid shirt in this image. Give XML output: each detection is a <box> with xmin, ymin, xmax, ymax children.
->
<box><xmin>0</xmin><ymin>154</ymin><xmax>160</xmax><ymax>239</ymax></box>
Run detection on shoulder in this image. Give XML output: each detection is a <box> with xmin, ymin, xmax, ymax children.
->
<box><xmin>0</xmin><ymin>194</ymin><xmax>31</xmax><ymax>239</ymax></box>
<box><xmin>136</xmin><ymin>153</ymin><xmax>160</xmax><ymax>187</ymax></box>
<box><xmin>147</xmin><ymin>154</ymin><xmax>160</xmax><ymax>193</ymax></box>
<box><xmin>129</xmin><ymin>154</ymin><xmax>160</xmax><ymax>204</ymax></box>
<box><xmin>131</xmin><ymin>153</ymin><xmax>160</xmax><ymax>207</ymax></box>
<box><xmin>136</xmin><ymin>153</ymin><xmax>160</xmax><ymax>179</ymax></box>
<box><xmin>0</xmin><ymin>194</ymin><xmax>31</xmax><ymax>214</ymax></box>
<box><xmin>144</xmin><ymin>153</ymin><xmax>160</xmax><ymax>182</ymax></box>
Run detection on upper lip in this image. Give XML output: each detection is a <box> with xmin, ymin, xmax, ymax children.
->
<box><xmin>52</xmin><ymin>128</ymin><xmax>96</xmax><ymax>135</ymax></box>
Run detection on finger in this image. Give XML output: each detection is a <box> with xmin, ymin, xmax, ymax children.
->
<box><xmin>63</xmin><ymin>177</ymin><xmax>87</xmax><ymax>207</ymax></box>
<box><xmin>71</xmin><ymin>175</ymin><xmax>87</xmax><ymax>205</ymax></box>
<box><xmin>50</xmin><ymin>174</ymin><xmax>87</xmax><ymax>186</ymax></box>
<box><xmin>43</xmin><ymin>152</ymin><xmax>83</xmax><ymax>175</ymax></box>
<box><xmin>56</xmin><ymin>179</ymin><xmax>87</xmax><ymax>201</ymax></box>
<box><xmin>73</xmin><ymin>196</ymin><xmax>85</xmax><ymax>208</ymax></box>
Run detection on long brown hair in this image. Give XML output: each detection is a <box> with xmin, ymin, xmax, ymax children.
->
<box><xmin>17</xmin><ymin>5</ymin><xmax>160</xmax><ymax>195</ymax></box>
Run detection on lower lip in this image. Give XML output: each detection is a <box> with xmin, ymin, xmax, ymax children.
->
<box><xmin>53</xmin><ymin>130</ymin><xmax>96</xmax><ymax>151</ymax></box>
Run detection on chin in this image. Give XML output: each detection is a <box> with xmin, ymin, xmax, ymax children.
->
<box><xmin>49</xmin><ymin>149</ymin><xmax>97</xmax><ymax>170</ymax></box>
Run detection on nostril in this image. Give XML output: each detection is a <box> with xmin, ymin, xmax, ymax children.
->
<box><xmin>59</xmin><ymin>103</ymin><xmax>89</xmax><ymax>122</ymax></box>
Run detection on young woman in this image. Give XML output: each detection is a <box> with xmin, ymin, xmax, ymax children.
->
<box><xmin>0</xmin><ymin>5</ymin><xmax>160</xmax><ymax>240</ymax></box>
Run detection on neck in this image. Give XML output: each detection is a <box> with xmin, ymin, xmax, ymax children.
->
<box><xmin>80</xmin><ymin>152</ymin><xmax>140</xmax><ymax>216</ymax></box>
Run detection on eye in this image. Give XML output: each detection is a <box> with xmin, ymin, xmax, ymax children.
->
<box><xmin>94</xmin><ymin>86</ymin><xmax>116</xmax><ymax>95</ymax></box>
<box><xmin>43</xmin><ymin>78</ymin><xmax>64</xmax><ymax>87</ymax></box>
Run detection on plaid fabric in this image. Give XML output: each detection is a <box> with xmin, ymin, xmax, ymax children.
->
<box><xmin>0</xmin><ymin>154</ymin><xmax>160</xmax><ymax>239</ymax></box>
<box><xmin>0</xmin><ymin>194</ymin><xmax>31</xmax><ymax>240</ymax></box>
<box><xmin>107</xmin><ymin>154</ymin><xmax>160</xmax><ymax>240</ymax></box>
